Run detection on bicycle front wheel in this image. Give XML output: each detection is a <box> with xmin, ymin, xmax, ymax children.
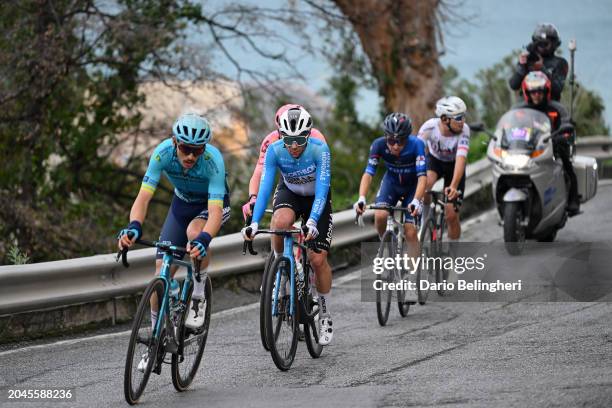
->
<box><xmin>124</xmin><ymin>278</ymin><xmax>165</xmax><ymax>405</ymax></box>
<box><xmin>264</xmin><ymin>256</ymin><xmax>298</xmax><ymax>371</ymax></box>
<box><xmin>171</xmin><ymin>275</ymin><xmax>212</xmax><ymax>391</ymax></box>
<box><xmin>260</xmin><ymin>251</ymin><xmax>275</xmax><ymax>352</ymax></box>
<box><xmin>376</xmin><ymin>231</ymin><xmax>396</xmax><ymax>326</ymax></box>
<box><xmin>417</xmin><ymin>219</ymin><xmax>435</xmax><ymax>304</ymax></box>
<box><xmin>302</xmin><ymin>263</ymin><xmax>323</xmax><ymax>359</ymax></box>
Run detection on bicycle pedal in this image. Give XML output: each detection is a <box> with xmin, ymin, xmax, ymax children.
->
<box><xmin>152</xmin><ymin>362</ymin><xmax>162</xmax><ymax>375</ymax></box>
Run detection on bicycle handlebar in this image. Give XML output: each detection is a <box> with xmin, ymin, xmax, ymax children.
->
<box><xmin>242</xmin><ymin>227</ymin><xmax>321</xmax><ymax>254</ymax></box>
<box><xmin>116</xmin><ymin>236</ymin><xmax>188</xmax><ymax>268</ymax></box>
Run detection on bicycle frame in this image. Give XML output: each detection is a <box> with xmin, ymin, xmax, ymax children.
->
<box><xmin>271</xmin><ymin>234</ymin><xmax>297</xmax><ymax>318</ymax></box>
<box><xmin>154</xmin><ymin>251</ymin><xmax>196</xmax><ymax>337</ymax></box>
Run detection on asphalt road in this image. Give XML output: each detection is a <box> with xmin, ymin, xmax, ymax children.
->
<box><xmin>1</xmin><ymin>184</ymin><xmax>611</xmax><ymax>408</ymax></box>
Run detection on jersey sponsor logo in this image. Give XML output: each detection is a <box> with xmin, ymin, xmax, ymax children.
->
<box><xmin>155</xmin><ymin>154</ymin><xmax>161</xmax><ymax>161</ymax></box>
<box><xmin>284</xmin><ymin>175</ymin><xmax>315</xmax><ymax>185</ymax></box>
<box><xmin>286</xmin><ymin>164</ymin><xmax>316</xmax><ymax>177</ymax></box>
<box><xmin>416</xmin><ymin>155</ymin><xmax>426</xmax><ymax>168</ymax></box>
<box><xmin>320</xmin><ymin>151</ymin><xmax>331</xmax><ymax>178</ymax></box>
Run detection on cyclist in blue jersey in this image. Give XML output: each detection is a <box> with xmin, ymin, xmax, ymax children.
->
<box><xmin>354</xmin><ymin>113</ymin><xmax>427</xmax><ymax>278</ymax></box>
<box><xmin>242</xmin><ymin>106</ymin><xmax>335</xmax><ymax>346</ymax></box>
<box><xmin>117</xmin><ymin>113</ymin><xmax>229</xmax><ymax>339</ymax></box>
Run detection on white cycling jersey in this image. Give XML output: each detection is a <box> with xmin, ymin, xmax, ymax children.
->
<box><xmin>417</xmin><ymin>118</ymin><xmax>470</xmax><ymax>162</ymax></box>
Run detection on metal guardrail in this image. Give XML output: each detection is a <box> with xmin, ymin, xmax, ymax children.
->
<box><xmin>1</xmin><ymin>136</ymin><xmax>610</xmax><ymax>316</ymax></box>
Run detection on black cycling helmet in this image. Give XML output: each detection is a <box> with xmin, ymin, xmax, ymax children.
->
<box><xmin>383</xmin><ymin>112</ymin><xmax>412</xmax><ymax>138</ymax></box>
<box><xmin>532</xmin><ymin>23</ymin><xmax>561</xmax><ymax>56</ymax></box>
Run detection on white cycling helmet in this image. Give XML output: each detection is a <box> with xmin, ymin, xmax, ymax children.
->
<box><xmin>277</xmin><ymin>106</ymin><xmax>313</xmax><ymax>137</ymax></box>
<box><xmin>435</xmin><ymin>96</ymin><xmax>467</xmax><ymax>118</ymax></box>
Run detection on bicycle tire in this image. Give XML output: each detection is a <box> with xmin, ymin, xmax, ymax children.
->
<box><xmin>260</xmin><ymin>252</ymin><xmax>275</xmax><ymax>352</ymax></box>
<box><xmin>417</xmin><ymin>219</ymin><xmax>435</xmax><ymax>305</ymax></box>
<box><xmin>397</xmin><ymin>238</ymin><xmax>411</xmax><ymax>317</ymax></box>
<box><xmin>124</xmin><ymin>278</ymin><xmax>165</xmax><ymax>405</ymax></box>
<box><xmin>302</xmin><ymin>262</ymin><xmax>323</xmax><ymax>359</ymax></box>
<box><xmin>435</xmin><ymin>211</ymin><xmax>450</xmax><ymax>296</ymax></box>
<box><xmin>376</xmin><ymin>231</ymin><xmax>395</xmax><ymax>326</ymax></box>
<box><xmin>264</xmin><ymin>256</ymin><xmax>298</xmax><ymax>371</ymax></box>
<box><xmin>171</xmin><ymin>275</ymin><xmax>212</xmax><ymax>391</ymax></box>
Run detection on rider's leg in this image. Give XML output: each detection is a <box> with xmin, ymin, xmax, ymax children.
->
<box><xmin>445</xmin><ymin>204</ymin><xmax>461</xmax><ymax>240</ymax></box>
<box><xmin>555</xmin><ymin>139</ymin><xmax>580</xmax><ymax>214</ymax></box>
<box><xmin>422</xmin><ymin>170</ymin><xmax>439</xmax><ymax>223</ymax></box>
<box><xmin>374</xmin><ymin>210</ymin><xmax>388</xmax><ymax>238</ymax></box>
<box><xmin>307</xmin><ymin>193</ymin><xmax>334</xmax><ymax>345</ymax></box>
<box><xmin>445</xmin><ymin>171</ymin><xmax>464</xmax><ymax>241</ymax></box>
<box><xmin>270</xmin><ymin>208</ymin><xmax>296</xmax><ymax>255</ymax></box>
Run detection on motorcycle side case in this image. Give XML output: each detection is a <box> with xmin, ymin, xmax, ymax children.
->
<box><xmin>572</xmin><ymin>155</ymin><xmax>598</xmax><ymax>203</ymax></box>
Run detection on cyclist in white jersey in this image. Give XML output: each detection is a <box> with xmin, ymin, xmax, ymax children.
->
<box><xmin>417</xmin><ymin>96</ymin><xmax>470</xmax><ymax>242</ymax></box>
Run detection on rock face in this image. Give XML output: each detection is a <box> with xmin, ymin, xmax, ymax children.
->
<box><xmin>112</xmin><ymin>80</ymin><xmax>249</xmax><ymax>166</ymax></box>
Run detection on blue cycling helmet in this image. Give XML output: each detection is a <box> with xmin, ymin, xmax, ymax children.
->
<box><xmin>172</xmin><ymin>113</ymin><xmax>212</xmax><ymax>145</ymax></box>
<box><xmin>383</xmin><ymin>112</ymin><xmax>412</xmax><ymax>138</ymax></box>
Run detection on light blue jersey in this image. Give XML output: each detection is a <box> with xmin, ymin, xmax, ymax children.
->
<box><xmin>252</xmin><ymin>138</ymin><xmax>331</xmax><ymax>223</ymax></box>
<box><xmin>141</xmin><ymin>139</ymin><xmax>226</xmax><ymax>206</ymax></box>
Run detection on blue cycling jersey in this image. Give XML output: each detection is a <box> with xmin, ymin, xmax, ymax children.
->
<box><xmin>253</xmin><ymin>138</ymin><xmax>331</xmax><ymax>224</ymax></box>
<box><xmin>365</xmin><ymin>136</ymin><xmax>427</xmax><ymax>185</ymax></box>
<box><xmin>141</xmin><ymin>138</ymin><xmax>226</xmax><ymax>206</ymax></box>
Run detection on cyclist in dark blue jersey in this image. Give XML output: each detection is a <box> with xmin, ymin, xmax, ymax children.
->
<box><xmin>117</xmin><ymin>113</ymin><xmax>229</xmax><ymax>335</ymax></box>
<box><xmin>354</xmin><ymin>113</ymin><xmax>427</xmax><ymax>264</ymax></box>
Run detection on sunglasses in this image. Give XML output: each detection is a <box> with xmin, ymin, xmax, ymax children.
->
<box><xmin>536</xmin><ymin>40</ymin><xmax>552</xmax><ymax>49</ymax></box>
<box><xmin>385</xmin><ymin>136</ymin><xmax>407</xmax><ymax>146</ymax></box>
<box><xmin>177</xmin><ymin>143</ymin><xmax>205</xmax><ymax>156</ymax></box>
<box><xmin>450</xmin><ymin>114</ymin><xmax>465</xmax><ymax>122</ymax></box>
<box><xmin>280</xmin><ymin>130</ymin><xmax>310</xmax><ymax>147</ymax></box>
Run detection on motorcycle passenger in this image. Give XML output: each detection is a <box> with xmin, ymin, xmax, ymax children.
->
<box><xmin>508</xmin><ymin>23</ymin><xmax>568</xmax><ymax>102</ymax></box>
<box><xmin>513</xmin><ymin>71</ymin><xmax>580</xmax><ymax>215</ymax></box>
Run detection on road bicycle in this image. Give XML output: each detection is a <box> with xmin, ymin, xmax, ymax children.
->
<box><xmin>358</xmin><ymin>204</ymin><xmax>419</xmax><ymax>326</ymax></box>
<box><xmin>244</xmin><ymin>227</ymin><xmax>322</xmax><ymax>371</ymax></box>
<box><xmin>418</xmin><ymin>190</ymin><xmax>462</xmax><ymax>298</ymax></box>
<box><xmin>118</xmin><ymin>239</ymin><xmax>211</xmax><ymax>405</ymax></box>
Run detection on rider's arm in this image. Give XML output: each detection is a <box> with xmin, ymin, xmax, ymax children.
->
<box><xmin>358</xmin><ymin>173</ymin><xmax>373</xmax><ymax>198</ymax></box>
<box><xmin>248</xmin><ymin>132</ymin><xmax>275</xmax><ymax>197</ymax></box>
<box><xmin>133</xmin><ymin>145</ymin><xmax>166</xmax><ymax>223</ymax></box>
<box><xmin>308</xmin><ymin>143</ymin><xmax>332</xmax><ymax>223</ymax></box>
<box><xmin>450</xmin><ymin>127</ymin><xmax>470</xmax><ymax>190</ymax></box>
<box><xmin>202</xmin><ymin>149</ymin><xmax>227</xmax><ymax>238</ymax></box>
<box><xmin>548</xmin><ymin>57</ymin><xmax>569</xmax><ymax>100</ymax></box>
<box><xmin>252</xmin><ymin>144</ymin><xmax>278</xmax><ymax>224</ymax></box>
<box><xmin>414</xmin><ymin>141</ymin><xmax>428</xmax><ymax>201</ymax></box>
<box><xmin>129</xmin><ymin>189</ymin><xmax>154</xmax><ymax>224</ymax></box>
<box><xmin>450</xmin><ymin>155</ymin><xmax>467</xmax><ymax>191</ymax></box>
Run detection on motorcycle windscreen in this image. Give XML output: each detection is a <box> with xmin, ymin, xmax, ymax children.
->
<box><xmin>495</xmin><ymin>108</ymin><xmax>551</xmax><ymax>151</ymax></box>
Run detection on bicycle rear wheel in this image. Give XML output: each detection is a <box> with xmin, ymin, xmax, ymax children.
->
<box><xmin>376</xmin><ymin>231</ymin><xmax>395</xmax><ymax>326</ymax></box>
<box><xmin>417</xmin><ymin>219</ymin><xmax>435</xmax><ymax>304</ymax></box>
<box><xmin>124</xmin><ymin>278</ymin><xmax>164</xmax><ymax>405</ymax></box>
<box><xmin>264</xmin><ymin>256</ymin><xmax>298</xmax><ymax>371</ymax></box>
<box><xmin>302</xmin><ymin>263</ymin><xmax>323</xmax><ymax>359</ymax></box>
<box><xmin>260</xmin><ymin>252</ymin><xmax>275</xmax><ymax>352</ymax></box>
<box><xmin>436</xmin><ymin>213</ymin><xmax>450</xmax><ymax>296</ymax></box>
<box><xmin>171</xmin><ymin>275</ymin><xmax>212</xmax><ymax>391</ymax></box>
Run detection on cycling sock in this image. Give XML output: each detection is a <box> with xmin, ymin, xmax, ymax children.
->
<box><xmin>274</xmin><ymin>250</ymin><xmax>281</xmax><ymax>258</ymax></box>
<box><xmin>192</xmin><ymin>271</ymin><xmax>206</xmax><ymax>300</ymax></box>
<box><xmin>318</xmin><ymin>290</ymin><xmax>331</xmax><ymax>318</ymax></box>
<box><xmin>150</xmin><ymin>310</ymin><xmax>158</xmax><ymax>330</ymax></box>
